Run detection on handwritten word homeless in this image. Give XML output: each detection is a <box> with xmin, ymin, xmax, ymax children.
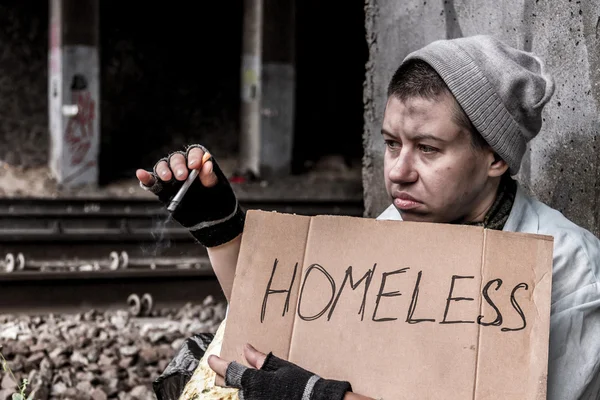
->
<box><xmin>261</xmin><ymin>259</ymin><xmax>528</xmax><ymax>331</ymax></box>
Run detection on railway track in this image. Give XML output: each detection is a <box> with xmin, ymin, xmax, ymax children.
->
<box><xmin>0</xmin><ymin>196</ymin><xmax>364</xmax><ymax>314</ymax></box>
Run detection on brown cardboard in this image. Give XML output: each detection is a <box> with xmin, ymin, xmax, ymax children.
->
<box><xmin>221</xmin><ymin>210</ymin><xmax>554</xmax><ymax>399</ymax></box>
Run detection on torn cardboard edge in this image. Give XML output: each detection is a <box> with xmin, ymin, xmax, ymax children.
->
<box><xmin>221</xmin><ymin>210</ymin><xmax>554</xmax><ymax>399</ymax></box>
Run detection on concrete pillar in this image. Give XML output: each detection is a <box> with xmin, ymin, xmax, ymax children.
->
<box><xmin>260</xmin><ymin>0</ymin><xmax>296</xmax><ymax>177</ymax></box>
<box><xmin>362</xmin><ymin>0</ymin><xmax>600</xmax><ymax>237</ymax></box>
<box><xmin>49</xmin><ymin>0</ymin><xmax>100</xmax><ymax>187</ymax></box>
<box><xmin>238</xmin><ymin>0</ymin><xmax>263</xmax><ymax>178</ymax></box>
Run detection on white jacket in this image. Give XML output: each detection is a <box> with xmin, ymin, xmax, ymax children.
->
<box><xmin>377</xmin><ymin>184</ymin><xmax>600</xmax><ymax>400</ymax></box>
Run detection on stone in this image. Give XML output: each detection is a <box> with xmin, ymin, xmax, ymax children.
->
<box><xmin>53</xmin><ymin>369</ymin><xmax>72</xmax><ymax>387</ymax></box>
<box><xmin>117</xmin><ymin>392</ymin><xmax>133</xmax><ymax>400</ymax></box>
<box><xmin>25</xmin><ymin>351</ymin><xmax>45</xmax><ymax>368</ymax></box>
<box><xmin>87</xmin><ymin>326</ymin><xmax>100</xmax><ymax>338</ymax></box>
<box><xmin>75</xmin><ymin>380</ymin><xmax>93</xmax><ymax>393</ymax></box>
<box><xmin>147</xmin><ymin>331</ymin><xmax>165</xmax><ymax>344</ymax></box>
<box><xmin>90</xmin><ymin>387</ymin><xmax>108</xmax><ymax>400</ymax></box>
<box><xmin>0</xmin><ymin>374</ymin><xmax>16</xmax><ymax>390</ymax></box>
<box><xmin>75</xmin><ymin>371</ymin><xmax>97</xmax><ymax>383</ymax></box>
<box><xmin>86</xmin><ymin>349</ymin><xmax>100</xmax><ymax>364</ymax></box>
<box><xmin>87</xmin><ymin>363</ymin><xmax>101</xmax><ymax>373</ymax></box>
<box><xmin>63</xmin><ymin>387</ymin><xmax>78</xmax><ymax>398</ymax></box>
<box><xmin>213</xmin><ymin>303</ymin><xmax>227</xmax><ymax>321</ymax></box>
<box><xmin>119</xmin><ymin>346</ymin><xmax>138</xmax><ymax>358</ymax></box>
<box><xmin>0</xmin><ymin>324</ymin><xmax>18</xmax><ymax>340</ymax></box>
<box><xmin>51</xmin><ymin>382</ymin><xmax>67</xmax><ymax>396</ymax></box>
<box><xmin>202</xmin><ymin>295</ymin><xmax>215</xmax><ymax>307</ymax></box>
<box><xmin>199</xmin><ymin>307</ymin><xmax>214</xmax><ymax>322</ymax></box>
<box><xmin>70</xmin><ymin>350</ymin><xmax>89</xmax><ymax>367</ymax></box>
<box><xmin>187</xmin><ymin>321</ymin><xmax>209</xmax><ymax>334</ymax></box>
<box><xmin>157</xmin><ymin>344</ymin><xmax>173</xmax><ymax>359</ymax></box>
<box><xmin>39</xmin><ymin>358</ymin><xmax>53</xmax><ymax>380</ymax></box>
<box><xmin>98</xmin><ymin>354</ymin><xmax>115</xmax><ymax>368</ymax></box>
<box><xmin>83</xmin><ymin>310</ymin><xmax>97</xmax><ymax>321</ymax></box>
<box><xmin>130</xmin><ymin>385</ymin><xmax>151</xmax><ymax>399</ymax></box>
<box><xmin>157</xmin><ymin>358</ymin><xmax>169</xmax><ymax>373</ymax></box>
<box><xmin>77</xmin><ymin>336</ymin><xmax>92</xmax><ymax>348</ymax></box>
<box><xmin>0</xmin><ymin>389</ymin><xmax>13</xmax><ymax>400</ymax></box>
<box><xmin>103</xmin><ymin>378</ymin><xmax>119</xmax><ymax>397</ymax></box>
<box><xmin>101</xmin><ymin>367</ymin><xmax>118</xmax><ymax>381</ymax></box>
<box><xmin>49</xmin><ymin>347</ymin><xmax>68</xmax><ymax>360</ymax></box>
<box><xmin>170</xmin><ymin>337</ymin><xmax>185</xmax><ymax>352</ymax></box>
<box><xmin>53</xmin><ymin>355</ymin><xmax>69</xmax><ymax>369</ymax></box>
<box><xmin>118</xmin><ymin>357</ymin><xmax>134</xmax><ymax>369</ymax></box>
<box><xmin>109</xmin><ymin>313</ymin><xmax>129</xmax><ymax>330</ymax></box>
<box><xmin>9</xmin><ymin>354</ymin><xmax>24</xmax><ymax>372</ymax></box>
<box><xmin>29</xmin><ymin>343</ymin><xmax>46</xmax><ymax>353</ymax></box>
<box><xmin>138</xmin><ymin>346</ymin><xmax>158</xmax><ymax>365</ymax></box>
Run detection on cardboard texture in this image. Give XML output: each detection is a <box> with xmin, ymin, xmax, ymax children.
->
<box><xmin>221</xmin><ymin>210</ymin><xmax>554</xmax><ymax>399</ymax></box>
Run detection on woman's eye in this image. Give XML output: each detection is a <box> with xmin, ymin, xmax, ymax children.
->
<box><xmin>385</xmin><ymin>140</ymin><xmax>400</xmax><ymax>149</ymax></box>
<box><xmin>419</xmin><ymin>144</ymin><xmax>438</xmax><ymax>153</ymax></box>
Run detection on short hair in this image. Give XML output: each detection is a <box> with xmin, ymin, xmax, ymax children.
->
<box><xmin>387</xmin><ymin>59</ymin><xmax>489</xmax><ymax>150</ymax></box>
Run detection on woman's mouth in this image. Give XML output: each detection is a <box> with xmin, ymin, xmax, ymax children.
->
<box><xmin>393</xmin><ymin>193</ymin><xmax>422</xmax><ymax>210</ymax></box>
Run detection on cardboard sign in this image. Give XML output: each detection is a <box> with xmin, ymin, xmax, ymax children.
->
<box><xmin>221</xmin><ymin>210</ymin><xmax>553</xmax><ymax>399</ymax></box>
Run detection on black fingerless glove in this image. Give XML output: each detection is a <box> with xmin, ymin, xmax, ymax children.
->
<box><xmin>140</xmin><ymin>144</ymin><xmax>245</xmax><ymax>248</ymax></box>
<box><xmin>225</xmin><ymin>353</ymin><xmax>352</xmax><ymax>400</ymax></box>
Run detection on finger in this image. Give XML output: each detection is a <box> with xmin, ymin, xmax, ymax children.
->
<box><xmin>207</xmin><ymin>355</ymin><xmax>229</xmax><ymax>378</ymax></box>
<box><xmin>169</xmin><ymin>153</ymin><xmax>188</xmax><ymax>181</ymax></box>
<box><xmin>244</xmin><ymin>343</ymin><xmax>267</xmax><ymax>369</ymax></box>
<box><xmin>154</xmin><ymin>161</ymin><xmax>172</xmax><ymax>182</ymax></box>
<box><xmin>214</xmin><ymin>374</ymin><xmax>225</xmax><ymax>387</ymax></box>
<box><xmin>199</xmin><ymin>160</ymin><xmax>218</xmax><ymax>188</ymax></box>
<box><xmin>187</xmin><ymin>147</ymin><xmax>205</xmax><ymax>170</ymax></box>
<box><xmin>136</xmin><ymin>169</ymin><xmax>155</xmax><ymax>187</ymax></box>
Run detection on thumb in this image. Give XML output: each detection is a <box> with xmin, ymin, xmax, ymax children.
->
<box><xmin>136</xmin><ymin>169</ymin><xmax>156</xmax><ymax>187</ymax></box>
<box><xmin>244</xmin><ymin>344</ymin><xmax>268</xmax><ymax>369</ymax></box>
<box><xmin>199</xmin><ymin>160</ymin><xmax>218</xmax><ymax>188</ymax></box>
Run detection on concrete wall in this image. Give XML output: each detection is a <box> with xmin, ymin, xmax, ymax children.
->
<box><xmin>363</xmin><ymin>0</ymin><xmax>600</xmax><ymax>237</ymax></box>
<box><xmin>0</xmin><ymin>1</ymin><xmax>49</xmax><ymax>168</ymax></box>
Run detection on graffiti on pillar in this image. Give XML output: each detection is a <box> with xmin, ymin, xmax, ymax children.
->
<box><xmin>50</xmin><ymin>22</ymin><xmax>61</xmax><ymax>75</ymax></box>
<box><xmin>64</xmin><ymin>74</ymin><xmax>96</xmax><ymax>166</ymax></box>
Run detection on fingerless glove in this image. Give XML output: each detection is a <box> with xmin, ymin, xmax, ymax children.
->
<box><xmin>225</xmin><ymin>353</ymin><xmax>352</xmax><ymax>400</ymax></box>
<box><xmin>140</xmin><ymin>144</ymin><xmax>245</xmax><ymax>247</ymax></box>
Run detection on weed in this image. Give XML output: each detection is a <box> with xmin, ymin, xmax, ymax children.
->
<box><xmin>0</xmin><ymin>348</ymin><xmax>34</xmax><ymax>400</ymax></box>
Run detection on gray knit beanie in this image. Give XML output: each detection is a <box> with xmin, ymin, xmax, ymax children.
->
<box><xmin>403</xmin><ymin>35</ymin><xmax>555</xmax><ymax>174</ymax></box>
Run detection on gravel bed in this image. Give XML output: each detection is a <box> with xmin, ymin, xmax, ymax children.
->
<box><xmin>0</xmin><ymin>297</ymin><xmax>226</xmax><ymax>400</ymax></box>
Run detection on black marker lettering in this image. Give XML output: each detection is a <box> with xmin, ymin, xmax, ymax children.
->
<box><xmin>327</xmin><ymin>264</ymin><xmax>377</xmax><ymax>321</ymax></box>
<box><xmin>406</xmin><ymin>270</ymin><xmax>435</xmax><ymax>324</ymax></box>
<box><xmin>440</xmin><ymin>275</ymin><xmax>475</xmax><ymax>324</ymax></box>
<box><xmin>297</xmin><ymin>264</ymin><xmax>336</xmax><ymax>321</ymax></box>
<box><xmin>372</xmin><ymin>267</ymin><xmax>409</xmax><ymax>322</ymax></box>
<box><xmin>261</xmin><ymin>259</ymin><xmax>298</xmax><ymax>323</ymax></box>
<box><xmin>477</xmin><ymin>279</ymin><xmax>503</xmax><ymax>326</ymax></box>
<box><xmin>501</xmin><ymin>283</ymin><xmax>528</xmax><ymax>332</ymax></box>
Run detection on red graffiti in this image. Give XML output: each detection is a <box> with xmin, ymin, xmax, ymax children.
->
<box><xmin>65</xmin><ymin>90</ymin><xmax>96</xmax><ymax>166</ymax></box>
<box><xmin>50</xmin><ymin>23</ymin><xmax>60</xmax><ymax>74</ymax></box>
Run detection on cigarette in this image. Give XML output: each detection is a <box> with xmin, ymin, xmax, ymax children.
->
<box><xmin>167</xmin><ymin>152</ymin><xmax>211</xmax><ymax>212</ymax></box>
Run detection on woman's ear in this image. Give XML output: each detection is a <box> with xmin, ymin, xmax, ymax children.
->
<box><xmin>488</xmin><ymin>153</ymin><xmax>509</xmax><ymax>177</ymax></box>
